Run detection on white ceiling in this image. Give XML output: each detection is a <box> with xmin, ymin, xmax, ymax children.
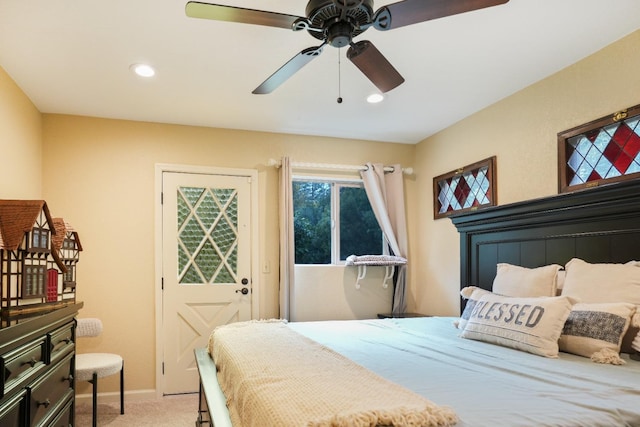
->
<box><xmin>1</xmin><ymin>0</ymin><xmax>639</xmax><ymax>144</ymax></box>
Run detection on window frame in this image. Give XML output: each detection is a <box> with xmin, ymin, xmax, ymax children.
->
<box><xmin>63</xmin><ymin>264</ymin><xmax>75</xmax><ymax>287</ymax></box>
<box><xmin>23</xmin><ymin>264</ymin><xmax>47</xmax><ymax>298</ymax></box>
<box><xmin>292</xmin><ymin>176</ymin><xmax>382</xmax><ymax>265</ymax></box>
<box><xmin>29</xmin><ymin>227</ymin><xmax>49</xmax><ymax>253</ymax></box>
<box><xmin>63</xmin><ymin>238</ymin><xmax>75</xmax><ymax>250</ymax></box>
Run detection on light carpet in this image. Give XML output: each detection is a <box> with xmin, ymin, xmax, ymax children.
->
<box><xmin>75</xmin><ymin>393</ymin><xmax>199</xmax><ymax>426</ymax></box>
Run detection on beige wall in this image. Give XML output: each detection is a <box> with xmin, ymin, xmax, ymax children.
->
<box><xmin>293</xmin><ymin>265</ymin><xmax>394</xmax><ymax>321</ymax></box>
<box><xmin>0</xmin><ymin>66</ymin><xmax>42</xmax><ymax>198</ymax></box>
<box><xmin>40</xmin><ymin>115</ymin><xmax>416</xmax><ymax>394</ymax></box>
<box><xmin>414</xmin><ymin>30</ymin><xmax>640</xmax><ymax>317</ymax></box>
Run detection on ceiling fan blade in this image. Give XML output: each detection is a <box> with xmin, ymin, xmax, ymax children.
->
<box><xmin>374</xmin><ymin>0</ymin><xmax>509</xmax><ymax>30</ymax></box>
<box><xmin>347</xmin><ymin>41</ymin><xmax>404</xmax><ymax>93</ymax></box>
<box><xmin>185</xmin><ymin>1</ymin><xmax>305</xmax><ymax>30</ymax></box>
<box><xmin>253</xmin><ymin>45</ymin><xmax>325</xmax><ymax>94</ymax></box>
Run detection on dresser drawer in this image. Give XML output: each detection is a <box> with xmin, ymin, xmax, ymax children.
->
<box><xmin>48</xmin><ymin>322</ymin><xmax>75</xmax><ymax>363</ymax></box>
<box><xmin>27</xmin><ymin>353</ymin><xmax>74</xmax><ymax>427</ymax></box>
<box><xmin>1</xmin><ymin>338</ymin><xmax>47</xmax><ymax>399</ymax></box>
<box><xmin>35</xmin><ymin>392</ymin><xmax>73</xmax><ymax>427</ymax></box>
<box><xmin>0</xmin><ymin>388</ymin><xmax>26</xmax><ymax>427</ymax></box>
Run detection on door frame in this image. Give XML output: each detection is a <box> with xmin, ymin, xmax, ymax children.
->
<box><xmin>154</xmin><ymin>163</ymin><xmax>260</xmax><ymax>398</ymax></box>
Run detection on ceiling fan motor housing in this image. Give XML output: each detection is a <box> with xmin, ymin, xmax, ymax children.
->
<box><xmin>306</xmin><ymin>0</ymin><xmax>374</xmax><ymax>47</ymax></box>
<box><xmin>326</xmin><ymin>20</ymin><xmax>354</xmax><ymax>47</ymax></box>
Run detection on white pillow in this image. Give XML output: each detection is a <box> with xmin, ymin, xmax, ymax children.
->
<box><xmin>555</xmin><ymin>270</ymin><xmax>566</xmax><ymax>295</ymax></box>
<box><xmin>561</xmin><ymin>258</ymin><xmax>640</xmax><ymax>353</ymax></box>
<box><xmin>559</xmin><ymin>302</ymin><xmax>636</xmax><ymax>364</ymax></box>
<box><xmin>561</xmin><ymin>258</ymin><xmax>640</xmax><ymax>304</ymax></box>
<box><xmin>459</xmin><ymin>292</ymin><xmax>576</xmax><ymax>358</ymax></box>
<box><xmin>492</xmin><ymin>263</ymin><xmax>562</xmax><ymax>297</ymax></box>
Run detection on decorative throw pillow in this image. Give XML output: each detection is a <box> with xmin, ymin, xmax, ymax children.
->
<box><xmin>561</xmin><ymin>258</ymin><xmax>640</xmax><ymax>353</ymax></box>
<box><xmin>559</xmin><ymin>302</ymin><xmax>636</xmax><ymax>364</ymax></box>
<box><xmin>492</xmin><ymin>263</ymin><xmax>562</xmax><ymax>298</ymax></box>
<box><xmin>459</xmin><ymin>292</ymin><xmax>576</xmax><ymax>358</ymax></box>
<box><xmin>457</xmin><ymin>286</ymin><xmax>492</xmax><ymax>330</ymax></box>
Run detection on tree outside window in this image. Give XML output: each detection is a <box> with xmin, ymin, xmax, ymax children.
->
<box><xmin>293</xmin><ymin>180</ymin><xmax>382</xmax><ymax>264</ymax></box>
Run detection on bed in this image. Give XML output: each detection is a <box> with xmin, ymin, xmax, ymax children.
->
<box><xmin>195</xmin><ymin>179</ymin><xmax>640</xmax><ymax>427</ymax></box>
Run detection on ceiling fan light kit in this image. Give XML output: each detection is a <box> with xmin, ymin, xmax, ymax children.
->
<box><xmin>185</xmin><ymin>0</ymin><xmax>509</xmax><ymax>95</ymax></box>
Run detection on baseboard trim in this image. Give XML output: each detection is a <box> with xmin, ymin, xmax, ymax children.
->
<box><xmin>75</xmin><ymin>389</ymin><xmax>157</xmax><ymax>405</ymax></box>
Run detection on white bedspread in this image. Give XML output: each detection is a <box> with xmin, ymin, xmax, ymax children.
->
<box><xmin>290</xmin><ymin>317</ymin><xmax>640</xmax><ymax>427</ymax></box>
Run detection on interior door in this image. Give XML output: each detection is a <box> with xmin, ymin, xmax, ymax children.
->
<box><xmin>161</xmin><ymin>171</ymin><xmax>253</xmax><ymax>395</ymax></box>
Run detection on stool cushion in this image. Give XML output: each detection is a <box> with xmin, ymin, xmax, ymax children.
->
<box><xmin>76</xmin><ymin>353</ymin><xmax>123</xmax><ymax>381</ymax></box>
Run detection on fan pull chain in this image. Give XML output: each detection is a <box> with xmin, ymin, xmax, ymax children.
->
<box><xmin>337</xmin><ymin>49</ymin><xmax>343</xmax><ymax>104</ymax></box>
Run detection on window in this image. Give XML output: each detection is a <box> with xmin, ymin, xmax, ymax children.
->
<box><xmin>293</xmin><ymin>179</ymin><xmax>382</xmax><ymax>264</ymax></box>
<box><xmin>63</xmin><ymin>265</ymin><xmax>75</xmax><ymax>284</ymax></box>
<box><xmin>30</xmin><ymin>227</ymin><xmax>49</xmax><ymax>252</ymax></box>
<box><xmin>23</xmin><ymin>265</ymin><xmax>46</xmax><ymax>297</ymax></box>
<box><xmin>63</xmin><ymin>238</ymin><xmax>75</xmax><ymax>250</ymax></box>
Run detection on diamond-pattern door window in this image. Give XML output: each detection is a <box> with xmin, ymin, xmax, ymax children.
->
<box><xmin>559</xmin><ymin>105</ymin><xmax>640</xmax><ymax>192</ymax></box>
<box><xmin>433</xmin><ymin>157</ymin><xmax>497</xmax><ymax>219</ymax></box>
<box><xmin>177</xmin><ymin>186</ymin><xmax>238</xmax><ymax>284</ymax></box>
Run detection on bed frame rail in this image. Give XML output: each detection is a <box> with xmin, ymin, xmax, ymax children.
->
<box><xmin>194</xmin><ymin>348</ymin><xmax>232</xmax><ymax>427</ymax></box>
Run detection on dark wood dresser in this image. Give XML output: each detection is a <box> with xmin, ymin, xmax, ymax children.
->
<box><xmin>0</xmin><ymin>303</ymin><xmax>82</xmax><ymax>427</ymax></box>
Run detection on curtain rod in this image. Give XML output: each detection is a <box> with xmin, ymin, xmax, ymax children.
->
<box><xmin>267</xmin><ymin>159</ymin><xmax>413</xmax><ymax>175</ymax></box>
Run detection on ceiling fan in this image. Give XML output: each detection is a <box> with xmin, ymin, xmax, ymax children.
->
<box><xmin>185</xmin><ymin>0</ymin><xmax>509</xmax><ymax>94</ymax></box>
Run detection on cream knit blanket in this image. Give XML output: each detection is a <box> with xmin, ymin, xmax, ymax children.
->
<box><xmin>208</xmin><ymin>320</ymin><xmax>458</xmax><ymax>427</ymax></box>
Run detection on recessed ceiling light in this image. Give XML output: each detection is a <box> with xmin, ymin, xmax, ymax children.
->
<box><xmin>367</xmin><ymin>93</ymin><xmax>384</xmax><ymax>104</ymax></box>
<box><xmin>130</xmin><ymin>63</ymin><xmax>155</xmax><ymax>78</ymax></box>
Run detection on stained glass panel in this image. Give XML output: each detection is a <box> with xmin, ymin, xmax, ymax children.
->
<box><xmin>177</xmin><ymin>186</ymin><xmax>239</xmax><ymax>284</ymax></box>
<box><xmin>559</xmin><ymin>105</ymin><xmax>640</xmax><ymax>192</ymax></box>
<box><xmin>433</xmin><ymin>157</ymin><xmax>497</xmax><ymax>219</ymax></box>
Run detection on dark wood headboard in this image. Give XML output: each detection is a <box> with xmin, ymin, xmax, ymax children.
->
<box><xmin>451</xmin><ymin>180</ymin><xmax>640</xmax><ymax>313</ymax></box>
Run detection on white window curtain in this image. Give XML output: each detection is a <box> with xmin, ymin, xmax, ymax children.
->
<box><xmin>360</xmin><ymin>163</ymin><xmax>409</xmax><ymax>314</ymax></box>
<box><xmin>279</xmin><ymin>157</ymin><xmax>294</xmax><ymax>320</ymax></box>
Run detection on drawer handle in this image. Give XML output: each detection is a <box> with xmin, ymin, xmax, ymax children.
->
<box><xmin>22</xmin><ymin>357</ymin><xmax>38</xmax><ymax>367</ymax></box>
<box><xmin>37</xmin><ymin>399</ymin><xmax>51</xmax><ymax>408</ymax></box>
<box><xmin>52</xmin><ymin>338</ymin><xmax>72</xmax><ymax>352</ymax></box>
<box><xmin>64</xmin><ymin>374</ymin><xmax>74</xmax><ymax>383</ymax></box>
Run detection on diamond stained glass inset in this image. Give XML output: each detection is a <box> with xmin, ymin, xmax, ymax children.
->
<box><xmin>566</xmin><ymin>115</ymin><xmax>640</xmax><ymax>187</ymax></box>
<box><xmin>177</xmin><ymin>186</ymin><xmax>239</xmax><ymax>284</ymax></box>
<box><xmin>438</xmin><ymin>166</ymin><xmax>491</xmax><ymax>215</ymax></box>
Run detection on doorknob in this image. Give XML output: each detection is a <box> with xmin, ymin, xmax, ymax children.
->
<box><xmin>235</xmin><ymin>288</ymin><xmax>249</xmax><ymax>295</ymax></box>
